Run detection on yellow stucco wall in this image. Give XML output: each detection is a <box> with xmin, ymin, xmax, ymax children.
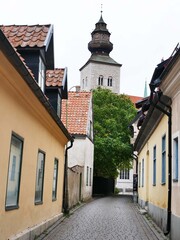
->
<box><xmin>171</xmin><ymin>91</ymin><xmax>180</xmax><ymax>216</ymax></box>
<box><xmin>138</xmin><ymin>115</ymin><xmax>168</xmax><ymax>210</ymax></box>
<box><xmin>0</xmin><ymin>51</ymin><xmax>68</xmax><ymax>239</ymax></box>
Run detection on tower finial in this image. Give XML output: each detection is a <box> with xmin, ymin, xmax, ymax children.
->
<box><xmin>101</xmin><ymin>3</ymin><xmax>103</xmax><ymax>14</ymax></box>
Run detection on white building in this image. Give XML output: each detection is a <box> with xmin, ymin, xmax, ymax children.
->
<box><xmin>61</xmin><ymin>91</ymin><xmax>94</xmax><ymax>208</ymax></box>
<box><xmin>79</xmin><ymin>13</ymin><xmax>122</xmax><ymax>94</ymax></box>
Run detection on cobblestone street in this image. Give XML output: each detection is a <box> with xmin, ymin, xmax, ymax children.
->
<box><xmin>37</xmin><ymin>196</ymin><xmax>168</xmax><ymax>240</ymax></box>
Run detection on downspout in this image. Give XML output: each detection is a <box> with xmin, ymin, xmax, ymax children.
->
<box><xmin>149</xmin><ymin>91</ymin><xmax>172</xmax><ymax>235</ymax></box>
<box><xmin>63</xmin><ymin>139</ymin><xmax>74</xmax><ymax>214</ymax></box>
<box><xmin>132</xmin><ymin>153</ymin><xmax>138</xmax><ymax>203</ymax></box>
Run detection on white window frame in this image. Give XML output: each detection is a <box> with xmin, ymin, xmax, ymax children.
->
<box><xmin>98</xmin><ymin>75</ymin><xmax>103</xmax><ymax>86</ymax></box>
<box><xmin>5</xmin><ymin>134</ymin><xmax>23</xmax><ymax>210</ymax></box>
<box><xmin>173</xmin><ymin>132</ymin><xmax>179</xmax><ymax>181</ymax></box>
<box><xmin>38</xmin><ymin>56</ymin><xmax>45</xmax><ymax>92</ymax></box>
<box><xmin>161</xmin><ymin>134</ymin><xmax>166</xmax><ymax>184</ymax></box>
<box><xmin>142</xmin><ymin>159</ymin><xmax>144</xmax><ymax>187</ymax></box>
<box><xmin>35</xmin><ymin>150</ymin><xmax>45</xmax><ymax>204</ymax></box>
<box><xmin>120</xmin><ymin>169</ymin><xmax>130</xmax><ymax>180</ymax></box>
<box><xmin>86</xmin><ymin>166</ymin><xmax>89</xmax><ymax>186</ymax></box>
<box><xmin>107</xmin><ymin>76</ymin><xmax>113</xmax><ymax>87</ymax></box>
<box><xmin>52</xmin><ymin>158</ymin><xmax>58</xmax><ymax>200</ymax></box>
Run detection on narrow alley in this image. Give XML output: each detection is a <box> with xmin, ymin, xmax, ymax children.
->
<box><xmin>37</xmin><ymin>196</ymin><xmax>168</xmax><ymax>240</ymax></box>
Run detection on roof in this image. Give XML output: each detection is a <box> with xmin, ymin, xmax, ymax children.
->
<box><xmin>61</xmin><ymin>92</ymin><xmax>92</xmax><ymax>135</ymax></box>
<box><xmin>80</xmin><ymin>53</ymin><xmax>121</xmax><ymax>71</ymax></box>
<box><xmin>0</xmin><ymin>29</ymin><xmax>72</xmax><ymax>141</ymax></box>
<box><xmin>0</xmin><ymin>24</ymin><xmax>52</xmax><ymax>48</ymax></box>
<box><xmin>46</xmin><ymin>68</ymin><xmax>64</xmax><ymax>87</ymax></box>
<box><xmin>134</xmin><ymin>94</ymin><xmax>171</xmax><ymax>152</ymax></box>
<box><xmin>127</xmin><ymin>95</ymin><xmax>143</xmax><ymax>106</ymax></box>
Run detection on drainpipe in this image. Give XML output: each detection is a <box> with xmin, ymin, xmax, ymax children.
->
<box><xmin>149</xmin><ymin>90</ymin><xmax>172</xmax><ymax>235</ymax></box>
<box><xmin>132</xmin><ymin>153</ymin><xmax>138</xmax><ymax>203</ymax></box>
<box><xmin>63</xmin><ymin>139</ymin><xmax>74</xmax><ymax>214</ymax></box>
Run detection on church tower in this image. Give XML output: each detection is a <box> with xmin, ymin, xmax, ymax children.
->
<box><xmin>79</xmin><ymin>12</ymin><xmax>122</xmax><ymax>93</ymax></box>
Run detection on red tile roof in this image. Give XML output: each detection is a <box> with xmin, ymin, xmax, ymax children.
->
<box><xmin>46</xmin><ymin>69</ymin><xmax>64</xmax><ymax>87</ymax></box>
<box><xmin>61</xmin><ymin>92</ymin><xmax>92</xmax><ymax>135</ymax></box>
<box><xmin>0</xmin><ymin>24</ymin><xmax>51</xmax><ymax>48</ymax></box>
<box><xmin>127</xmin><ymin>95</ymin><xmax>143</xmax><ymax>106</ymax></box>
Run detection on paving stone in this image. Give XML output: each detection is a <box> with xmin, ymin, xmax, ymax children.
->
<box><xmin>36</xmin><ymin>195</ymin><xmax>169</xmax><ymax>240</ymax></box>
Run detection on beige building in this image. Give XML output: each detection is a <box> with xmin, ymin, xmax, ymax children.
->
<box><xmin>0</xmin><ymin>27</ymin><xmax>72</xmax><ymax>239</ymax></box>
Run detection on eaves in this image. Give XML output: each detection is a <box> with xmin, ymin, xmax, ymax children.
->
<box><xmin>134</xmin><ymin>94</ymin><xmax>171</xmax><ymax>153</ymax></box>
<box><xmin>0</xmin><ymin>30</ymin><xmax>72</xmax><ymax>141</ymax></box>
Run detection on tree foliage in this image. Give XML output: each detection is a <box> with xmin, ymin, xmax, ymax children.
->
<box><xmin>93</xmin><ymin>88</ymin><xmax>136</xmax><ymax>178</ymax></box>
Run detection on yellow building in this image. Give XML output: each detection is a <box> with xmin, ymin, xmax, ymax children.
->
<box><xmin>134</xmin><ymin>45</ymin><xmax>180</xmax><ymax>238</ymax></box>
<box><xmin>0</xmin><ymin>29</ymin><xmax>72</xmax><ymax>239</ymax></box>
<box><xmin>159</xmin><ymin>45</ymin><xmax>180</xmax><ymax>240</ymax></box>
<box><xmin>135</xmin><ymin>113</ymin><xmax>169</xmax><ymax>232</ymax></box>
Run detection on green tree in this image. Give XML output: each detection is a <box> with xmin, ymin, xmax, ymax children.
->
<box><xmin>93</xmin><ymin>88</ymin><xmax>136</xmax><ymax>178</ymax></box>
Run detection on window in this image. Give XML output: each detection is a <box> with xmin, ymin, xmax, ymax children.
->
<box><xmin>6</xmin><ymin>134</ymin><xmax>23</xmax><ymax>210</ymax></box>
<box><xmin>82</xmin><ymin>79</ymin><xmax>85</xmax><ymax>89</ymax></box>
<box><xmin>38</xmin><ymin>56</ymin><xmax>45</xmax><ymax>92</ymax></box>
<box><xmin>98</xmin><ymin>75</ymin><xmax>103</xmax><ymax>86</ymax></box>
<box><xmin>85</xmin><ymin>77</ymin><xmax>88</xmax><ymax>87</ymax></box>
<box><xmin>162</xmin><ymin>135</ymin><xmax>166</xmax><ymax>184</ymax></box>
<box><xmin>89</xmin><ymin>168</ymin><xmax>92</xmax><ymax>186</ymax></box>
<box><xmin>142</xmin><ymin>159</ymin><xmax>144</xmax><ymax>187</ymax></box>
<box><xmin>120</xmin><ymin>169</ymin><xmax>130</xmax><ymax>179</ymax></box>
<box><xmin>153</xmin><ymin>145</ymin><xmax>156</xmax><ymax>186</ymax></box>
<box><xmin>52</xmin><ymin>159</ymin><xmax>58</xmax><ymax>200</ymax></box>
<box><xmin>107</xmin><ymin>76</ymin><xmax>112</xmax><ymax>87</ymax></box>
<box><xmin>35</xmin><ymin>151</ymin><xmax>45</xmax><ymax>204</ymax></box>
<box><xmin>86</xmin><ymin>166</ymin><xmax>89</xmax><ymax>186</ymax></box>
<box><xmin>138</xmin><ymin>163</ymin><xmax>141</xmax><ymax>187</ymax></box>
<box><xmin>173</xmin><ymin>137</ymin><xmax>178</xmax><ymax>181</ymax></box>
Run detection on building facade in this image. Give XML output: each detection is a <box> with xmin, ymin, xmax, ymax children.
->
<box><xmin>61</xmin><ymin>91</ymin><xmax>94</xmax><ymax>208</ymax></box>
<box><xmin>0</xmin><ymin>29</ymin><xmax>72</xmax><ymax>239</ymax></box>
<box><xmin>79</xmin><ymin>13</ymin><xmax>122</xmax><ymax>94</ymax></box>
<box><xmin>132</xmin><ymin>44</ymin><xmax>180</xmax><ymax>238</ymax></box>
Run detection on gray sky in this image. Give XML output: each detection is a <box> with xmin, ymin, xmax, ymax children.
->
<box><xmin>2</xmin><ymin>0</ymin><xmax>179</xmax><ymax>96</ymax></box>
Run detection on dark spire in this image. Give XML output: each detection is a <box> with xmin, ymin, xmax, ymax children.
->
<box><xmin>88</xmin><ymin>12</ymin><xmax>113</xmax><ymax>55</ymax></box>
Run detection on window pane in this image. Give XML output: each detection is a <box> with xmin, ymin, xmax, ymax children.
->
<box><xmin>142</xmin><ymin>159</ymin><xmax>144</xmax><ymax>187</ymax></box>
<box><xmin>162</xmin><ymin>135</ymin><xmax>166</xmax><ymax>183</ymax></box>
<box><xmin>139</xmin><ymin>163</ymin><xmax>141</xmax><ymax>187</ymax></box>
<box><xmin>6</xmin><ymin>135</ymin><xmax>23</xmax><ymax>208</ymax></box>
<box><xmin>52</xmin><ymin>159</ymin><xmax>58</xmax><ymax>200</ymax></box>
<box><xmin>86</xmin><ymin>166</ymin><xmax>89</xmax><ymax>186</ymax></box>
<box><xmin>89</xmin><ymin>168</ymin><xmax>92</xmax><ymax>186</ymax></box>
<box><xmin>38</xmin><ymin>57</ymin><xmax>45</xmax><ymax>92</ymax></box>
<box><xmin>174</xmin><ymin>137</ymin><xmax>178</xmax><ymax>180</ymax></box>
<box><xmin>35</xmin><ymin>151</ymin><xmax>45</xmax><ymax>203</ymax></box>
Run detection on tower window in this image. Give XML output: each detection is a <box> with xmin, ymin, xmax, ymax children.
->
<box><xmin>98</xmin><ymin>75</ymin><xmax>103</xmax><ymax>86</ymax></box>
<box><xmin>107</xmin><ymin>76</ymin><xmax>113</xmax><ymax>87</ymax></box>
<box><xmin>82</xmin><ymin>79</ymin><xmax>85</xmax><ymax>89</ymax></box>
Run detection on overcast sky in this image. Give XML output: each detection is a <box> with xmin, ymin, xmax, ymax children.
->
<box><xmin>2</xmin><ymin>0</ymin><xmax>179</xmax><ymax>96</ymax></box>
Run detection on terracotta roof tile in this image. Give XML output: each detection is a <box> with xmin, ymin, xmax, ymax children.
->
<box><xmin>61</xmin><ymin>92</ymin><xmax>92</xmax><ymax>135</ymax></box>
<box><xmin>0</xmin><ymin>24</ymin><xmax>51</xmax><ymax>48</ymax></box>
<box><xmin>46</xmin><ymin>69</ymin><xmax>64</xmax><ymax>87</ymax></box>
<box><xmin>127</xmin><ymin>95</ymin><xmax>143</xmax><ymax>106</ymax></box>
